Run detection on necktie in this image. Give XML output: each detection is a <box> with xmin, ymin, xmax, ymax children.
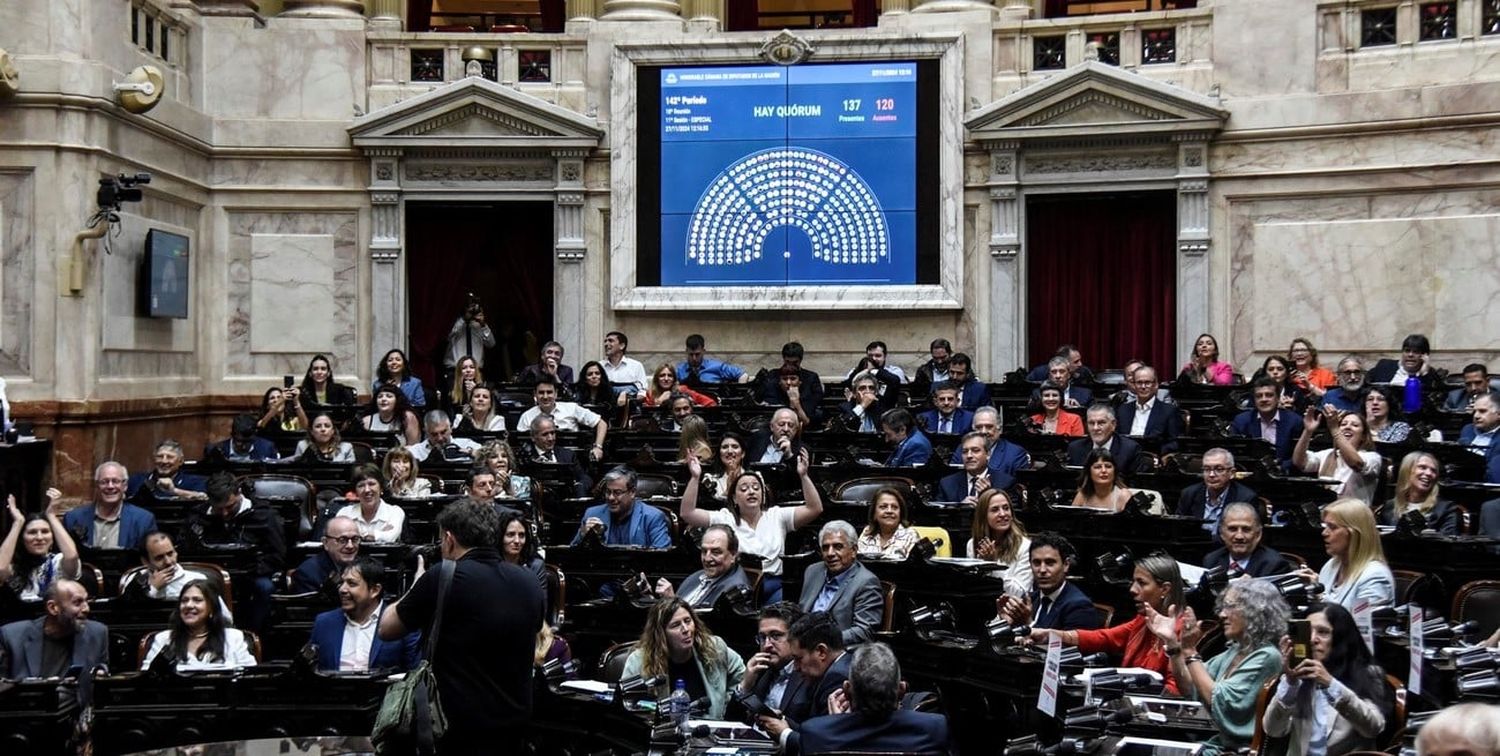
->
<box><xmin>968</xmin><ymin>477</ymin><xmax>980</xmax><ymax>497</ymax></box>
<box><xmin>541</xmin><ymin>451</ymin><xmax>555</xmax><ymax>464</ymax></box>
<box><xmin>940</xmin><ymin>416</ymin><xmax>951</xmax><ymax>434</ymax></box>
<box><xmin>1035</xmin><ymin>596</ymin><xmax>1052</xmax><ymax>626</ymax></box>
<box><xmin>684</xmin><ymin>577</ymin><xmax>714</xmax><ymax>607</ymax></box>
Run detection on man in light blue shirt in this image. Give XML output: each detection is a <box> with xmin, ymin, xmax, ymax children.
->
<box><xmin>677</xmin><ymin>333</ymin><xmax>747</xmax><ymax>385</ymax></box>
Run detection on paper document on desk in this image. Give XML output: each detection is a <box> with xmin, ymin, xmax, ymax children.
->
<box><xmin>1176</xmin><ymin>562</ymin><xmax>1206</xmax><ymax>584</ymax></box>
<box><xmin>560</xmin><ymin>679</ymin><xmax>612</xmax><ymax>694</ymax></box>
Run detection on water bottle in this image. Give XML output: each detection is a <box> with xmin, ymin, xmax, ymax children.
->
<box><xmin>1403</xmin><ymin>375</ymin><xmax>1422</xmax><ymax>414</ymax></box>
<box><xmin>669</xmin><ymin>679</ymin><xmax>690</xmax><ymax>731</ymax></box>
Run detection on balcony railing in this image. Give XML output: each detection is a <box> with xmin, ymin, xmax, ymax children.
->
<box><xmin>999</xmin><ymin>5</ymin><xmax>1212</xmax><ymax>76</ymax></box>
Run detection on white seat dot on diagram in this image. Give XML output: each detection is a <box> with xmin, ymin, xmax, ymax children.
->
<box><xmin>686</xmin><ymin>146</ymin><xmax>889</xmax><ymax>267</ymax></box>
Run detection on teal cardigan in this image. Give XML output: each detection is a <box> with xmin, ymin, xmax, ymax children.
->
<box><xmin>620</xmin><ymin>635</ymin><xmax>746</xmax><ymax>720</ymax></box>
<box><xmin>1198</xmin><ymin>643</ymin><xmax>1282</xmax><ymax>755</ymax></box>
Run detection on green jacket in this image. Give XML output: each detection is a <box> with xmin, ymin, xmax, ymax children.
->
<box><xmin>621</xmin><ymin>634</ymin><xmax>746</xmax><ymax>720</ymax></box>
<box><xmin>1200</xmin><ymin>643</ymin><xmax>1282</xmax><ymax>755</ymax></box>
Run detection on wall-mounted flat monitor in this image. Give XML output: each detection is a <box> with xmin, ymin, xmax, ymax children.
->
<box><xmin>138</xmin><ymin>228</ymin><xmax>190</xmax><ymax>319</ymax></box>
<box><xmin>636</xmin><ymin>59</ymin><xmax>940</xmax><ymax>288</ymax></box>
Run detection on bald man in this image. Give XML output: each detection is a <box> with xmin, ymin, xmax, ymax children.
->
<box><xmin>0</xmin><ymin>578</ymin><xmax>110</xmax><ymax>677</ymax></box>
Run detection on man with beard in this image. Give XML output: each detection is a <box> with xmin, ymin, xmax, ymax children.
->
<box><xmin>309</xmin><ymin>557</ymin><xmax>420</xmax><ymax>672</ymax></box>
<box><xmin>0</xmin><ymin>578</ymin><xmax>109</xmax><ymax>677</ymax></box>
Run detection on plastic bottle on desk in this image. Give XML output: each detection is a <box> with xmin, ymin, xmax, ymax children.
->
<box><xmin>669</xmin><ymin>679</ymin><xmax>690</xmax><ymax>732</ymax></box>
<box><xmin>1404</xmin><ymin>375</ymin><xmax>1422</xmax><ymax>414</ymax></box>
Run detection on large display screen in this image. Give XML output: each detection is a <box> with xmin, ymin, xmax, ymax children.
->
<box><xmin>651</xmin><ymin>61</ymin><xmax>923</xmax><ymax>287</ymax></box>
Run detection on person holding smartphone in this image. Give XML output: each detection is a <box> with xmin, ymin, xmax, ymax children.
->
<box><xmin>1263</xmin><ymin>602</ymin><xmax>1390</xmax><ymax>755</ymax></box>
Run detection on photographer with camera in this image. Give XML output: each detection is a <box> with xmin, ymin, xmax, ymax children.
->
<box><xmin>443</xmin><ymin>293</ymin><xmax>496</xmax><ymax>401</ymax></box>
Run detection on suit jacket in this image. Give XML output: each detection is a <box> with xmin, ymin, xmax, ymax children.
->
<box><xmin>1321</xmin><ymin>388</ymin><xmax>1362</xmax><ymax>414</ymax></box>
<box><xmin>1115</xmin><ymin>400</ymin><xmax>1184</xmax><ymax>452</ymax></box>
<box><xmin>798</xmin><ymin>562</ymin><xmax>883</xmax><ymax>647</ymax></box>
<box><xmin>0</xmin><ymin>617</ymin><xmax>111</xmax><ymax>678</ymax></box>
<box><xmin>62</xmin><ymin>503</ymin><xmax>158</xmax><ymax>551</ymax></box>
<box><xmin>1202</xmin><ymin>545</ymin><xmax>1292</xmax><ymax>578</ymax></box>
<box><xmin>517</xmin><ymin>362</ymin><xmax>576</xmax><ymax>387</ymax></box>
<box><xmin>1367</xmin><ymin>360</ymin><xmax>1445</xmax><ymax>390</ymax></box>
<box><xmin>126</xmin><ymin>471</ymin><xmax>208</xmax><ymax>502</ymax></box>
<box><xmin>747</xmin><ymin>430</ymin><xmax>806</xmax><ymax>466</ymax></box>
<box><xmin>1458</xmin><ymin>423</ymin><xmax>1494</xmax><ymax>447</ymax></box>
<box><xmin>1066</xmin><ymin>435</ymin><xmax>1145</xmax><ymax>478</ymax></box>
<box><xmin>1446</xmin><ymin>388</ymin><xmax>1486</xmax><ymax>411</ymax></box>
<box><xmin>953</xmin><ymin>377</ymin><xmax>992</xmax><ymax>411</ymax></box>
<box><xmin>1176</xmin><ymin>481</ymin><xmax>1259</xmax><ymax>520</ymax></box>
<box><xmin>570</xmin><ymin>501</ymin><xmax>672</xmax><ymax>548</ymax></box>
<box><xmin>310</xmin><ymin>605</ymin><xmax>420</xmax><ymax>672</ymax></box>
<box><xmin>936</xmin><ymin>472</ymin><xmax>982</xmax><ymax>503</ymax></box>
<box><xmin>1029</xmin><ymin>385</ymin><xmax>1094</xmax><ymax>408</ymax></box>
<box><xmin>885</xmin><ymin>432</ymin><xmax>932</xmax><ymax>467</ymax></box>
<box><xmin>526</xmin><ymin>444</ymin><xmax>590</xmax><ymax>498</ymax></box>
<box><xmin>916</xmin><ymin>408</ymin><xmax>973</xmax><ymax>436</ymax></box>
<box><xmin>792</xmin><ymin>709</ymin><xmax>951</xmax><ymax>756</ymax></box>
<box><xmin>1487</xmin><ymin>442</ymin><xmax>1500</xmax><ymax>485</ymax></box>
<box><xmin>804</xmin><ymin>651</ymin><xmax>852</xmax><ymax>721</ymax></box>
<box><xmin>291</xmin><ymin>551</ymin><xmax>343</xmax><ymax>597</ymax></box>
<box><xmin>1379</xmin><ymin>498</ymin><xmax>1463</xmax><ymax>536</ymax></box>
<box><xmin>1026</xmin><ymin>363</ymin><xmax>1095</xmax><ymax>384</ymax></box>
<box><xmin>948</xmin><ymin>440</ymin><xmax>1032</xmax><ymax>491</ymax></box>
<box><xmin>750</xmin><ymin>663</ymin><xmax>813</xmax><ymax>725</ymax></box>
<box><xmin>677</xmin><ymin>564</ymin><xmax>751</xmax><ymax>609</ymax></box>
<box><xmin>758</xmin><ymin>368</ymin><xmax>825</xmax><ymax>409</ymax></box>
<box><xmin>1229</xmin><ymin>409</ymin><xmax>1304</xmax><ymax>470</ymax></box>
<box><xmin>205</xmin><ymin>436</ymin><xmax>280</xmax><ymax>462</ymax></box>
<box><xmin>1031</xmin><ymin>581</ymin><xmax>1102</xmax><ymax>632</ymax></box>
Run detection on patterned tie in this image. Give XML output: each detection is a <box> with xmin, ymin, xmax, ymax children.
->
<box><xmin>939</xmin><ymin>416</ymin><xmax>951</xmax><ymax>434</ymax></box>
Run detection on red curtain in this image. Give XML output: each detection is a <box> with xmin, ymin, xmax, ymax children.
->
<box><xmin>406</xmin><ymin>0</ymin><xmax>431</xmax><ymax>32</ymax></box>
<box><xmin>726</xmin><ymin>0</ymin><xmax>759</xmax><ymax>31</ymax></box>
<box><xmin>1025</xmin><ymin>193</ymin><xmax>1177</xmax><ymax>375</ymax></box>
<box><xmin>540</xmin><ymin>0</ymin><xmax>565</xmax><ymax>32</ymax></box>
<box><xmin>404</xmin><ymin>203</ymin><xmax>555</xmax><ymax>390</ymax></box>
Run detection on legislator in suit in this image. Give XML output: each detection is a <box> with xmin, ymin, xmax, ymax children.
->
<box><xmin>798</xmin><ymin>561</ymin><xmax>883</xmax><ymax>648</ymax></box>
<box><xmin>310</xmin><ymin>603</ymin><xmax>420</xmax><ymax>673</ymax></box>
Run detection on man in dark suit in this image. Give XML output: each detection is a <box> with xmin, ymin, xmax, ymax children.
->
<box><xmin>290</xmin><ymin>516</ymin><xmax>361</xmax><ymax>598</ymax></box>
<box><xmin>655</xmin><ymin>525</ymin><xmax>750</xmax><ymax>609</ymax></box>
<box><xmin>998</xmin><ymin>532</ymin><xmax>1101</xmax><ymax>632</ymax></box>
<box><xmin>525</xmin><ymin>416</ymin><xmax>590</xmax><ymax>498</ymax></box>
<box><xmin>1230</xmin><ymin>378</ymin><xmax>1305</xmax><ymax>471</ymax></box>
<box><xmin>126</xmin><ymin>440</ymin><xmax>208</xmax><ymax>503</ymax></box>
<box><xmin>798</xmin><ymin>522</ymin><xmax>882</xmax><ymax>648</ymax></box>
<box><xmin>748</xmin><ymin>408</ymin><xmax>807</xmax><ymax>466</ymax></box>
<box><xmin>946</xmin><ymin>353</ymin><xmax>991</xmax><ymax>411</ymax></box>
<box><xmin>758</xmin><ymin>341</ymin><xmax>824</xmax><ymax>412</ymax></box>
<box><xmin>205</xmin><ymin>413</ymin><xmax>280</xmax><ymax>461</ymax></box>
<box><xmin>1366</xmin><ymin>333</ymin><xmax>1445</xmax><ymax>390</ymax></box>
<box><xmin>789</xmin><ymin>642</ymin><xmax>950</xmax><ymax>756</ymax></box>
<box><xmin>760</xmin><ymin>611</ymin><xmax>854</xmax><ymax>748</ymax></box>
<box><xmin>1445</xmin><ymin>364</ymin><xmax>1493</xmax><ymax>412</ymax></box>
<box><xmin>1029</xmin><ymin>355</ymin><xmax>1093</xmax><ymax>408</ymax></box>
<box><xmin>1066</xmin><ymin>405</ymin><xmax>1145</xmax><ymax>477</ymax></box>
<box><xmin>1458</xmin><ymin>392</ymin><xmax>1499</xmax><ymax>452</ymax></box>
<box><xmin>1117</xmin><ymin>366</ymin><xmax>1183</xmax><ymax>452</ymax></box>
<box><xmin>947</xmin><ymin>408</ymin><xmax>1031</xmax><ymax>491</ymax></box>
<box><xmin>910</xmin><ymin>338</ymin><xmax>953</xmax><ymax>399</ymax></box>
<box><xmin>739</xmin><ymin>602</ymin><xmax>809</xmax><ymax>721</ymax></box>
<box><xmin>64</xmin><ymin>461</ymin><xmax>159</xmax><ymax>551</ymax></box>
<box><xmin>937</xmin><ymin>432</ymin><xmax>992</xmax><ymax>503</ymax></box>
<box><xmin>1175</xmin><ymin>447</ymin><xmax>1258</xmax><ymax>539</ymax></box>
<box><xmin>180</xmin><ymin>472</ymin><xmax>286</xmax><ymax>631</ymax></box>
<box><xmin>0</xmin><ymin>579</ymin><xmax>110</xmax><ymax>678</ymax></box>
<box><xmin>880</xmin><ymin>409</ymin><xmax>932</xmax><ymax>467</ymax></box>
<box><xmin>309</xmin><ymin>557</ymin><xmax>420</xmax><ymax>672</ymax></box>
<box><xmin>1202</xmin><ymin>503</ymin><xmax>1292</xmax><ymax>578</ymax></box>
<box><xmin>516</xmin><ymin>340</ymin><xmax>576</xmax><ymax>388</ymax></box>
<box><xmin>835</xmin><ymin>372</ymin><xmax>891</xmax><ymax>434</ymax></box>
<box><xmin>1025</xmin><ymin>344</ymin><xmax>1095</xmax><ymax>386</ymax></box>
<box><xmin>916</xmin><ymin>382</ymin><xmax>973</xmax><ymax>437</ymax></box>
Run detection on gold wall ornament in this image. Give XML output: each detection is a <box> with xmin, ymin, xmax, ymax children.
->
<box><xmin>0</xmin><ymin>49</ymin><xmax>18</xmax><ymax>97</ymax></box>
<box><xmin>759</xmin><ymin>30</ymin><xmax>814</xmax><ymax>66</ymax></box>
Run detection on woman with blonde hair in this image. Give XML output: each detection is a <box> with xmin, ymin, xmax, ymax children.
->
<box><xmin>620</xmin><ymin>597</ymin><xmax>745</xmax><ymax>719</ymax></box>
<box><xmin>643</xmin><ymin>362</ymin><xmax>717</xmax><ymax>409</ymax></box>
<box><xmin>444</xmin><ymin>355</ymin><xmax>483</xmax><ymax>418</ymax></box>
<box><xmin>1299</xmin><ymin>498</ymin><xmax>1395</xmax><ymax>610</ymax></box>
<box><xmin>967</xmin><ymin>489</ymin><xmax>1032</xmax><ymax>593</ymax></box>
<box><xmin>479</xmin><ymin>440</ymin><xmax>531</xmax><ymax>500</ymax></box>
<box><xmin>675</xmin><ymin>415</ymin><xmax>714</xmax><ymax>464</ymax></box>
<box><xmin>381</xmin><ymin>447</ymin><xmax>431</xmax><ymax>498</ymax></box>
<box><xmin>1382</xmin><ymin>451</ymin><xmax>1460</xmax><ymax>534</ymax></box>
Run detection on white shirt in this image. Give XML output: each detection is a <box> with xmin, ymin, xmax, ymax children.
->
<box><xmin>964</xmin><ymin>535</ymin><xmax>1033</xmax><ymax>595</ymax></box>
<box><xmin>446</xmin><ymin>317</ymin><xmax>496</xmax><ymax>368</ymax></box>
<box><xmin>20</xmin><ymin>553</ymin><xmax>82</xmax><ymax>602</ymax></box>
<box><xmin>145</xmin><ymin>565</ymin><xmax>209</xmax><ymax>600</ymax></box>
<box><xmin>340</xmin><ymin>610</ymin><xmax>380</xmax><ymax>671</ymax></box>
<box><xmin>293</xmin><ymin>440</ymin><xmax>356</xmax><ymax>462</ymax></box>
<box><xmin>406</xmin><ymin>436</ymin><xmax>481</xmax><ymax>462</ymax></box>
<box><xmin>1302</xmin><ymin>448</ymin><xmax>1383</xmax><ymax>508</ymax></box>
<box><xmin>336</xmin><ymin>501</ymin><xmax>406</xmax><ymax>543</ymax></box>
<box><xmin>142</xmin><ymin>628</ymin><xmax>257</xmax><ymax>670</ymax></box>
<box><xmin>603</xmin><ymin>356</ymin><xmax>649</xmax><ymax>392</ymax></box>
<box><xmin>1129</xmin><ymin>398</ymin><xmax>1156</xmax><ymax>436</ymax></box>
<box><xmin>515</xmin><ymin>402</ymin><xmax>602</xmax><ymax>433</ymax></box>
<box><xmin>707</xmin><ymin>507</ymin><xmax>798</xmax><ymax>576</ymax></box>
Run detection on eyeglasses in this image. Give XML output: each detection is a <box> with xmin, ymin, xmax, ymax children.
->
<box><xmin>1202</xmin><ymin>466</ymin><xmax>1232</xmax><ymax>474</ymax></box>
<box><xmin>97</xmin><ymin>478</ymin><xmax>126</xmax><ymax>486</ymax></box>
<box><xmin>754</xmin><ymin>631</ymin><xmax>788</xmax><ymax>644</ymax></box>
<box><xmin>324</xmin><ymin>535</ymin><xmax>361</xmax><ymax>546</ymax></box>
<box><xmin>604</xmin><ymin>488</ymin><xmax>631</xmax><ymax>498</ymax></box>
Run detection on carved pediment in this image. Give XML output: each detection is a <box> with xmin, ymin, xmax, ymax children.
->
<box><xmin>349</xmin><ymin>76</ymin><xmax>603</xmax><ymax>149</ymax></box>
<box><xmin>966</xmin><ymin>61</ymin><xmax>1227</xmax><ymax>144</ymax></box>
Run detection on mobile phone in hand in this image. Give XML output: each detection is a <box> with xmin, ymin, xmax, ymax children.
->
<box><xmin>1288</xmin><ymin>619</ymin><xmax>1311</xmax><ymax>666</ymax></box>
<box><xmin>283</xmin><ymin>375</ymin><xmax>295</xmax><ymax>389</ymax></box>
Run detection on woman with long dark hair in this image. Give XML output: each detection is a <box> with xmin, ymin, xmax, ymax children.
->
<box><xmin>574</xmin><ymin>361</ymin><xmax>613</xmax><ymax>406</ymax></box>
<box><xmin>294</xmin><ymin>412</ymin><xmax>355</xmax><ymax>462</ymax></box>
<box><xmin>1072</xmin><ymin>448</ymin><xmax>1132</xmax><ymax>512</ymax></box>
<box><xmin>0</xmin><ymin>492</ymin><xmax>81</xmax><ymax>602</ymax></box>
<box><xmin>498</xmin><ymin>510</ymin><xmax>546</xmax><ymax>591</ymax></box>
<box><xmin>141</xmin><ymin>579</ymin><xmax>257</xmax><ymax>670</ymax></box>
<box><xmin>619</xmin><ymin>597</ymin><xmax>745</xmax><ymax>720</ymax></box>
<box><xmin>360</xmin><ymin>385</ymin><xmax>421</xmax><ymax>445</ymax></box>
<box><xmin>1263</xmin><ymin>602</ymin><xmax>1390</xmax><ymax>755</ymax></box>
<box><xmin>373</xmin><ymin>348</ymin><xmax>427</xmax><ymax>411</ymax></box>
<box><xmin>299</xmin><ymin>354</ymin><xmax>357</xmax><ymax>407</ymax></box>
<box><xmin>257</xmin><ymin>386</ymin><xmax>308</xmax><ymax>432</ymax></box>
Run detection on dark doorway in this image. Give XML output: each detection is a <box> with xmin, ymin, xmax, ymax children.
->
<box><xmin>1025</xmin><ymin>192</ymin><xmax>1177</xmax><ymax>373</ymax></box>
<box><xmin>405</xmin><ymin>202</ymin><xmax>554</xmax><ymax>391</ymax></box>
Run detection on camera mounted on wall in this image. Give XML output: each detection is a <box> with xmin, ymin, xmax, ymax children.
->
<box><xmin>89</xmin><ymin>172</ymin><xmax>152</xmax><ymax>244</ymax></box>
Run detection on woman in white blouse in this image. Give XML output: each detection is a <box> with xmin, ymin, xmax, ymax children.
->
<box><xmin>966</xmin><ymin>488</ymin><xmax>1033</xmax><ymax>595</ymax></box>
<box><xmin>141</xmin><ymin>580</ymin><xmax>257</xmax><ymax>670</ymax></box>
<box><xmin>335</xmin><ymin>465</ymin><xmax>405</xmax><ymax>543</ymax></box>
<box><xmin>679</xmin><ymin>448</ymin><xmax>822</xmax><ymax>604</ymax></box>
<box><xmin>456</xmin><ymin>384</ymin><xmax>506</xmax><ymax>432</ymax></box>
<box><xmin>0</xmin><ymin>492</ymin><xmax>81</xmax><ymax>602</ymax></box>
<box><xmin>1293</xmin><ymin>408</ymin><xmax>1383</xmax><ymax>507</ymax></box>
<box><xmin>857</xmin><ymin>488</ymin><xmax>920</xmax><ymax>560</ymax></box>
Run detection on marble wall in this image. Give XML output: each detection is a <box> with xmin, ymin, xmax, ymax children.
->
<box><xmin>0</xmin><ymin>171</ymin><xmax>34</xmax><ymax>376</ymax></box>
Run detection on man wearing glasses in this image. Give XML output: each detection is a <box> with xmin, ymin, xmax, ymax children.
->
<box><xmin>1175</xmin><ymin>448</ymin><xmax>1257</xmax><ymax>541</ymax></box>
<box><xmin>738</xmin><ymin>602</ymin><xmax>810</xmax><ymax>725</ymax></box>
<box><xmin>1321</xmin><ymin>356</ymin><xmax>1368</xmax><ymax>414</ymax></box>
<box><xmin>570</xmin><ymin>467</ymin><xmax>672</xmax><ymax>548</ymax></box>
<box><xmin>63</xmin><ymin>461</ymin><xmax>159</xmax><ymax>551</ymax></box>
<box><xmin>291</xmin><ymin>516</ymin><xmax>361</xmax><ymax>597</ymax></box>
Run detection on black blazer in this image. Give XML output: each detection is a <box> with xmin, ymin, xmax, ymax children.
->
<box><xmin>804</xmin><ymin>651</ymin><xmax>852</xmax><ymax>720</ymax></box>
<box><xmin>750</xmin><ymin>663</ymin><xmax>813</xmax><ymax>725</ymax></box>
<box><xmin>936</xmin><ymin>472</ymin><xmax>978</xmax><ymax>503</ymax></box>
<box><xmin>1065</xmin><ymin>434</ymin><xmax>1145</xmax><ymax>478</ymax></box>
<box><xmin>1379</xmin><ymin>498</ymin><xmax>1462</xmax><ymax>536</ymax></box>
<box><xmin>1202</xmin><ymin>544</ymin><xmax>1293</xmax><ymax>578</ymax></box>
<box><xmin>1366</xmin><ymin>360</ymin><xmax>1445</xmax><ymax>391</ymax></box>
<box><xmin>1229</xmin><ymin>409</ymin><xmax>1304</xmax><ymax>471</ymax></box>
<box><xmin>524</xmin><ymin>445</ymin><xmax>590</xmax><ymax>498</ymax></box>
<box><xmin>792</xmin><ymin>709</ymin><xmax>952</xmax><ymax>756</ymax></box>
<box><xmin>1032</xmin><ymin>582</ymin><xmax>1102</xmax><ymax>632</ymax></box>
<box><xmin>1115</xmin><ymin>400</ymin><xmax>1185</xmax><ymax>452</ymax></box>
<box><xmin>1176</xmin><ymin>481</ymin><xmax>1259</xmax><ymax>520</ymax></box>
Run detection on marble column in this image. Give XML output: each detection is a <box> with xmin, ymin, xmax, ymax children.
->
<box><xmin>997</xmin><ymin>0</ymin><xmax>1035</xmax><ymax>22</ymax></box>
<box><xmin>552</xmin><ymin>150</ymin><xmax>589</xmax><ymax>366</ymax></box>
<box><xmin>193</xmin><ymin>0</ymin><xmax>261</xmax><ymax>15</ymax></box>
<box><xmin>986</xmin><ymin>142</ymin><xmax>1024</xmax><ymax>374</ymax></box>
<box><xmin>600</xmin><ymin>0</ymin><xmax>682</xmax><ymax>20</ymax></box>
<box><xmin>684</xmin><ymin>0</ymin><xmax>723</xmax><ymax>31</ymax></box>
<box><xmin>368</xmin><ymin>0</ymin><xmax>402</xmax><ymax>22</ymax></box>
<box><xmin>1175</xmin><ymin>137</ymin><xmax>1211</xmax><ymax>367</ymax></box>
<box><xmin>367</xmin><ymin>149</ymin><xmax>405</xmax><ymax>355</ymax></box>
<box><xmin>911</xmin><ymin>0</ymin><xmax>996</xmax><ymax>12</ymax></box>
<box><xmin>567</xmin><ymin>0</ymin><xmax>600</xmax><ymax>21</ymax></box>
<box><xmin>280</xmin><ymin>0</ymin><xmax>366</xmax><ymax>17</ymax></box>
<box><xmin>881</xmin><ymin>0</ymin><xmax>912</xmax><ymax>14</ymax></box>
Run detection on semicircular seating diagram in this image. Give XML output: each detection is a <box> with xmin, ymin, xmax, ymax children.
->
<box><xmin>686</xmin><ymin>146</ymin><xmax>891</xmax><ymax>268</ymax></box>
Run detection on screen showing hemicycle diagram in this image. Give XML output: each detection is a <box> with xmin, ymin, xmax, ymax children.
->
<box><xmin>658</xmin><ymin>61</ymin><xmax>917</xmax><ymax>287</ymax></box>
